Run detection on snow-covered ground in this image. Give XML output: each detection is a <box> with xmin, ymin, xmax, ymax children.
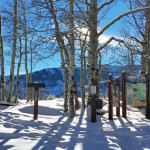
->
<box><xmin>0</xmin><ymin>98</ymin><xmax>150</xmax><ymax>150</ymax></box>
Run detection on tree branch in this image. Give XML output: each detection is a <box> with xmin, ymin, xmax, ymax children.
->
<box><xmin>74</xmin><ymin>1</ymin><xmax>88</xmax><ymax>23</ymax></box>
<box><xmin>97</xmin><ymin>6</ymin><xmax>150</xmax><ymax>37</ymax></box>
<box><xmin>97</xmin><ymin>0</ymin><xmax>115</xmax><ymax>12</ymax></box>
<box><xmin>129</xmin><ymin>0</ymin><xmax>144</xmax><ymax>37</ymax></box>
<box><xmin>130</xmin><ymin>36</ymin><xmax>142</xmax><ymax>45</ymax></box>
<box><xmin>97</xmin><ymin>36</ymin><xmax>123</xmax><ymax>51</ymax></box>
<box><xmin>136</xmin><ymin>0</ymin><xmax>145</xmax><ymax>7</ymax></box>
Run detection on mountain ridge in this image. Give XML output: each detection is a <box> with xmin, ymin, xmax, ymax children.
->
<box><xmin>4</xmin><ymin>65</ymin><xmax>140</xmax><ymax>99</ymax></box>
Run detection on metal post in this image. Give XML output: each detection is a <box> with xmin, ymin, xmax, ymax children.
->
<box><xmin>122</xmin><ymin>71</ymin><xmax>126</xmax><ymax>118</ymax></box>
<box><xmin>34</xmin><ymin>87</ymin><xmax>39</xmax><ymax>120</ymax></box>
<box><xmin>116</xmin><ymin>77</ymin><xmax>120</xmax><ymax>117</ymax></box>
<box><xmin>146</xmin><ymin>73</ymin><xmax>150</xmax><ymax>119</ymax></box>
<box><xmin>108</xmin><ymin>74</ymin><xmax>113</xmax><ymax>120</ymax></box>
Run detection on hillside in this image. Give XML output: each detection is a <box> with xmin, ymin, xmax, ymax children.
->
<box><xmin>4</xmin><ymin>65</ymin><xmax>140</xmax><ymax>99</ymax></box>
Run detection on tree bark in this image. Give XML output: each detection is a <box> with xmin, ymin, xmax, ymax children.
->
<box><xmin>48</xmin><ymin>0</ymin><xmax>79</xmax><ymax>109</ymax></box>
<box><xmin>23</xmin><ymin>6</ymin><xmax>29</xmax><ymax>102</ymax></box>
<box><xmin>7</xmin><ymin>0</ymin><xmax>18</xmax><ymax>102</ymax></box>
<box><xmin>14</xmin><ymin>36</ymin><xmax>22</xmax><ymax>103</ymax></box>
<box><xmin>60</xmin><ymin>48</ymin><xmax>68</xmax><ymax>112</ymax></box>
<box><xmin>29</xmin><ymin>39</ymin><xmax>33</xmax><ymax>102</ymax></box>
<box><xmin>88</xmin><ymin>0</ymin><xmax>98</xmax><ymax>103</ymax></box>
<box><xmin>80</xmin><ymin>39</ymin><xmax>86</xmax><ymax>108</ymax></box>
<box><xmin>97</xmin><ymin>53</ymin><xmax>102</xmax><ymax>97</ymax></box>
<box><xmin>0</xmin><ymin>12</ymin><xmax>6</xmax><ymax>102</ymax></box>
<box><xmin>141</xmin><ymin>0</ymin><xmax>150</xmax><ymax>75</ymax></box>
<box><xmin>83</xmin><ymin>51</ymin><xmax>86</xmax><ymax>106</ymax></box>
<box><xmin>68</xmin><ymin>0</ymin><xmax>75</xmax><ymax>118</ymax></box>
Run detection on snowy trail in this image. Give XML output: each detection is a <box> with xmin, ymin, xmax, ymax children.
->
<box><xmin>0</xmin><ymin>99</ymin><xmax>150</xmax><ymax>150</ymax></box>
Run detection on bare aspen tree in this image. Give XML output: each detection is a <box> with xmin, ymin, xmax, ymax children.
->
<box><xmin>79</xmin><ymin>31</ymin><xmax>88</xmax><ymax>109</ymax></box>
<box><xmin>60</xmin><ymin>48</ymin><xmax>68</xmax><ymax>112</ymax></box>
<box><xmin>0</xmin><ymin>12</ymin><xmax>6</xmax><ymax>101</ymax></box>
<box><xmin>29</xmin><ymin>38</ymin><xmax>33</xmax><ymax>102</ymax></box>
<box><xmin>47</xmin><ymin>0</ymin><xmax>80</xmax><ymax>110</ymax></box>
<box><xmin>120</xmin><ymin>0</ymin><xmax>150</xmax><ymax>75</ymax></box>
<box><xmin>14</xmin><ymin>35</ymin><xmax>23</xmax><ymax>103</ymax></box>
<box><xmin>80</xmin><ymin>0</ymin><xmax>150</xmax><ymax>103</ymax></box>
<box><xmin>7</xmin><ymin>0</ymin><xmax>18</xmax><ymax>102</ymax></box>
<box><xmin>46</xmin><ymin>0</ymin><xmax>68</xmax><ymax>111</ymax></box>
<box><xmin>22</xmin><ymin>1</ymin><xmax>29</xmax><ymax>102</ymax></box>
<box><xmin>80</xmin><ymin>41</ymin><xmax>85</xmax><ymax>108</ymax></box>
<box><xmin>68</xmin><ymin>0</ymin><xmax>75</xmax><ymax>117</ymax></box>
<box><xmin>87</xmin><ymin>0</ymin><xmax>99</xmax><ymax>104</ymax></box>
<box><xmin>97</xmin><ymin>52</ymin><xmax>102</xmax><ymax>97</ymax></box>
<box><xmin>83</xmin><ymin>51</ymin><xmax>86</xmax><ymax>105</ymax></box>
<box><xmin>141</xmin><ymin>0</ymin><xmax>150</xmax><ymax>74</ymax></box>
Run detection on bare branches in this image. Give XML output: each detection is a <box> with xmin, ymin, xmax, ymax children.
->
<box><xmin>74</xmin><ymin>1</ymin><xmax>88</xmax><ymax>23</ymax></box>
<box><xmin>136</xmin><ymin>0</ymin><xmax>145</xmax><ymax>7</ymax></box>
<box><xmin>130</xmin><ymin>36</ymin><xmax>142</xmax><ymax>45</ymax></box>
<box><xmin>129</xmin><ymin>0</ymin><xmax>144</xmax><ymax>37</ymax></box>
<box><xmin>97</xmin><ymin>0</ymin><xmax>115</xmax><ymax>12</ymax></box>
<box><xmin>97</xmin><ymin>36</ymin><xmax>123</xmax><ymax>51</ymax></box>
<box><xmin>97</xmin><ymin>6</ymin><xmax>150</xmax><ymax>37</ymax></box>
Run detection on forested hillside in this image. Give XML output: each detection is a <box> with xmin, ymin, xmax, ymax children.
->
<box><xmin>4</xmin><ymin>65</ymin><xmax>140</xmax><ymax>99</ymax></box>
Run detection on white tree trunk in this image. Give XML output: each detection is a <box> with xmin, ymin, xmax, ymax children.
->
<box><xmin>146</xmin><ymin>0</ymin><xmax>150</xmax><ymax>74</ymax></box>
<box><xmin>14</xmin><ymin>36</ymin><xmax>22</xmax><ymax>103</ymax></box>
<box><xmin>80</xmin><ymin>41</ymin><xmax>85</xmax><ymax>108</ymax></box>
<box><xmin>98</xmin><ymin>53</ymin><xmax>102</xmax><ymax>97</ymax></box>
<box><xmin>69</xmin><ymin>0</ymin><xmax>75</xmax><ymax>118</ymax></box>
<box><xmin>140</xmin><ymin>0</ymin><xmax>150</xmax><ymax>75</ymax></box>
<box><xmin>23</xmin><ymin>8</ymin><xmax>29</xmax><ymax>102</ymax></box>
<box><xmin>83</xmin><ymin>52</ymin><xmax>86</xmax><ymax>106</ymax></box>
<box><xmin>7</xmin><ymin>0</ymin><xmax>18</xmax><ymax>102</ymax></box>
<box><xmin>0</xmin><ymin>12</ymin><xmax>6</xmax><ymax>102</ymax></box>
<box><xmin>29</xmin><ymin>40</ymin><xmax>33</xmax><ymax>102</ymax></box>
<box><xmin>88</xmin><ymin>0</ymin><xmax>98</xmax><ymax>103</ymax></box>
<box><xmin>48</xmin><ymin>1</ymin><xmax>68</xmax><ymax>111</ymax></box>
<box><xmin>60</xmin><ymin>49</ymin><xmax>68</xmax><ymax>112</ymax></box>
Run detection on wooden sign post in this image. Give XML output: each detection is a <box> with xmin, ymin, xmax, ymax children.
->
<box><xmin>146</xmin><ymin>73</ymin><xmax>150</xmax><ymax>119</ymax></box>
<box><xmin>108</xmin><ymin>74</ymin><xmax>113</xmax><ymax>120</ymax></box>
<box><xmin>27</xmin><ymin>82</ymin><xmax>46</xmax><ymax>120</ymax></box>
<box><xmin>116</xmin><ymin>77</ymin><xmax>120</xmax><ymax>117</ymax></box>
<box><xmin>90</xmin><ymin>81</ymin><xmax>97</xmax><ymax>122</ymax></box>
<box><xmin>122</xmin><ymin>71</ymin><xmax>126</xmax><ymax>118</ymax></box>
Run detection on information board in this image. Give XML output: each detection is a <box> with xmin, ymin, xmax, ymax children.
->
<box><xmin>126</xmin><ymin>82</ymin><xmax>146</xmax><ymax>107</ymax></box>
<box><xmin>127</xmin><ymin>84</ymin><xmax>133</xmax><ymax>106</ymax></box>
<box><xmin>137</xmin><ymin>83</ymin><xmax>146</xmax><ymax>101</ymax></box>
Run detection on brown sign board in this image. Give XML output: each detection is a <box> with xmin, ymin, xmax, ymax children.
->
<box><xmin>27</xmin><ymin>82</ymin><xmax>46</xmax><ymax>88</ymax></box>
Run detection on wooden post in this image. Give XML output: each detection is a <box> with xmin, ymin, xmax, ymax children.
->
<box><xmin>34</xmin><ymin>87</ymin><xmax>39</xmax><ymax>120</ymax></box>
<box><xmin>108</xmin><ymin>74</ymin><xmax>113</xmax><ymax>120</ymax></box>
<box><xmin>90</xmin><ymin>81</ymin><xmax>97</xmax><ymax>122</ymax></box>
<box><xmin>146</xmin><ymin>73</ymin><xmax>150</xmax><ymax>119</ymax></box>
<box><xmin>116</xmin><ymin>77</ymin><xmax>120</xmax><ymax>117</ymax></box>
<box><xmin>91</xmin><ymin>106</ymin><xmax>96</xmax><ymax>122</ymax></box>
<box><xmin>27</xmin><ymin>82</ymin><xmax>46</xmax><ymax>120</ymax></box>
<box><xmin>122</xmin><ymin>71</ymin><xmax>126</xmax><ymax>118</ymax></box>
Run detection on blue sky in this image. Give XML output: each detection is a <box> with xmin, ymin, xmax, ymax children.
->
<box><xmin>0</xmin><ymin>0</ymin><xmax>135</xmax><ymax>76</ymax></box>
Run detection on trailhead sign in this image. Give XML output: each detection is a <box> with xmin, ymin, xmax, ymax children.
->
<box><xmin>137</xmin><ymin>83</ymin><xmax>146</xmax><ymax>101</ymax></box>
<box><xmin>126</xmin><ymin>76</ymin><xmax>146</xmax><ymax>107</ymax></box>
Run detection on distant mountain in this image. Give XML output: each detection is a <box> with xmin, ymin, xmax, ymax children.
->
<box><xmin>4</xmin><ymin>65</ymin><xmax>140</xmax><ymax>99</ymax></box>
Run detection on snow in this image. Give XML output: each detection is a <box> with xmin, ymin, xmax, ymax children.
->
<box><xmin>0</xmin><ymin>98</ymin><xmax>150</xmax><ymax>150</ymax></box>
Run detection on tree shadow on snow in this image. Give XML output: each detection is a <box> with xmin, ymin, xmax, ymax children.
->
<box><xmin>0</xmin><ymin>109</ymin><xmax>66</xmax><ymax>150</ymax></box>
<box><xmin>19</xmin><ymin>106</ymin><xmax>63</xmax><ymax>116</ymax></box>
<box><xmin>1</xmin><ymin>105</ymin><xmax>150</xmax><ymax>150</ymax></box>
